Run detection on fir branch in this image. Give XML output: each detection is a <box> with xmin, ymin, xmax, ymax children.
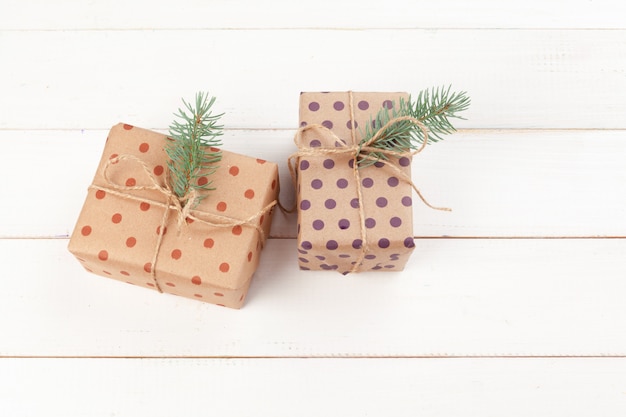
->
<box><xmin>166</xmin><ymin>92</ymin><xmax>223</xmax><ymax>207</ymax></box>
<box><xmin>359</xmin><ymin>86</ymin><xmax>470</xmax><ymax>167</ymax></box>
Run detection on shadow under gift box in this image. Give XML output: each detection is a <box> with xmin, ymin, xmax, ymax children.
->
<box><xmin>68</xmin><ymin>123</ymin><xmax>279</xmax><ymax>309</ymax></box>
<box><xmin>295</xmin><ymin>92</ymin><xmax>417</xmax><ymax>274</ymax></box>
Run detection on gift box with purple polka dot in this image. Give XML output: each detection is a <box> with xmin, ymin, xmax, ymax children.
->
<box><xmin>295</xmin><ymin>92</ymin><xmax>416</xmax><ymax>274</ymax></box>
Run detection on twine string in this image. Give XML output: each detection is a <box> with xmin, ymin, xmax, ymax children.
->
<box><xmin>91</xmin><ymin>154</ymin><xmax>276</xmax><ymax>291</ymax></box>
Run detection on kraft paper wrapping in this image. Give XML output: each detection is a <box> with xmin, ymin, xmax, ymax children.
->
<box><xmin>296</xmin><ymin>92</ymin><xmax>416</xmax><ymax>274</ymax></box>
<box><xmin>69</xmin><ymin>123</ymin><xmax>279</xmax><ymax>308</ymax></box>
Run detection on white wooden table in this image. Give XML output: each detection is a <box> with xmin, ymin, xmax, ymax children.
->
<box><xmin>2</xmin><ymin>1</ymin><xmax>626</xmax><ymax>415</ymax></box>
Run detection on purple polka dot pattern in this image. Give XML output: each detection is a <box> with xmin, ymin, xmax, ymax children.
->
<box><xmin>297</xmin><ymin>92</ymin><xmax>416</xmax><ymax>273</ymax></box>
<box><xmin>346</xmin><ymin>120</ymin><xmax>358</xmax><ymax>130</ymax></box>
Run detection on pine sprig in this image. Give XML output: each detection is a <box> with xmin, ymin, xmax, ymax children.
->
<box><xmin>166</xmin><ymin>92</ymin><xmax>223</xmax><ymax>207</ymax></box>
<box><xmin>359</xmin><ymin>86</ymin><xmax>470</xmax><ymax>167</ymax></box>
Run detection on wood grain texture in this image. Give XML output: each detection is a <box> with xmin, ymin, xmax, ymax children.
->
<box><xmin>2</xmin><ymin>0</ymin><xmax>625</xmax><ymax>29</ymax></box>
<box><xmin>2</xmin><ymin>238</ymin><xmax>626</xmax><ymax>357</ymax></box>
<box><xmin>1</xmin><ymin>30</ymin><xmax>625</xmax><ymax>129</ymax></box>
<box><xmin>2</xmin><ymin>358</ymin><xmax>626</xmax><ymax>417</ymax></box>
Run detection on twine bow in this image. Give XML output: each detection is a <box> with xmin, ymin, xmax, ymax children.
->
<box><xmin>288</xmin><ymin>92</ymin><xmax>450</xmax><ymax>273</ymax></box>
<box><xmin>90</xmin><ymin>154</ymin><xmax>276</xmax><ymax>292</ymax></box>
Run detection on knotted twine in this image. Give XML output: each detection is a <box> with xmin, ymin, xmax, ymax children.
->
<box><xmin>90</xmin><ymin>154</ymin><xmax>277</xmax><ymax>292</ymax></box>
<box><xmin>287</xmin><ymin>92</ymin><xmax>450</xmax><ymax>273</ymax></box>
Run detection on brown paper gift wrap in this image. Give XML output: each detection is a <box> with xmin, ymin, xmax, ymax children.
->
<box><xmin>68</xmin><ymin>123</ymin><xmax>279</xmax><ymax>308</ymax></box>
<box><xmin>296</xmin><ymin>92</ymin><xmax>416</xmax><ymax>274</ymax></box>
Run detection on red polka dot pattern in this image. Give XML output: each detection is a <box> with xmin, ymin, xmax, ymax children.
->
<box><xmin>68</xmin><ymin>123</ymin><xmax>279</xmax><ymax>309</ymax></box>
<box><xmin>296</xmin><ymin>92</ymin><xmax>415</xmax><ymax>273</ymax></box>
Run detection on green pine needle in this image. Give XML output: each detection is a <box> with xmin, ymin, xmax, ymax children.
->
<box><xmin>359</xmin><ymin>86</ymin><xmax>470</xmax><ymax>167</ymax></box>
<box><xmin>166</xmin><ymin>92</ymin><xmax>223</xmax><ymax>207</ymax></box>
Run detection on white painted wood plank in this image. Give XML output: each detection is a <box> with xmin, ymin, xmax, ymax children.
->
<box><xmin>1</xmin><ymin>30</ymin><xmax>625</xmax><ymax>129</ymax></box>
<box><xmin>2</xmin><ymin>238</ymin><xmax>626</xmax><ymax>357</ymax></box>
<box><xmin>2</xmin><ymin>358</ymin><xmax>626</xmax><ymax>417</ymax></box>
<box><xmin>2</xmin><ymin>0</ymin><xmax>625</xmax><ymax>29</ymax></box>
<box><xmin>2</xmin><ymin>129</ymin><xmax>625</xmax><ymax>238</ymax></box>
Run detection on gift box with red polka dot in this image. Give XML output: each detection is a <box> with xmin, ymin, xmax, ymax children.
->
<box><xmin>69</xmin><ymin>123</ymin><xmax>279</xmax><ymax>308</ymax></box>
<box><xmin>295</xmin><ymin>92</ymin><xmax>416</xmax><ymax>274</ymax></box>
